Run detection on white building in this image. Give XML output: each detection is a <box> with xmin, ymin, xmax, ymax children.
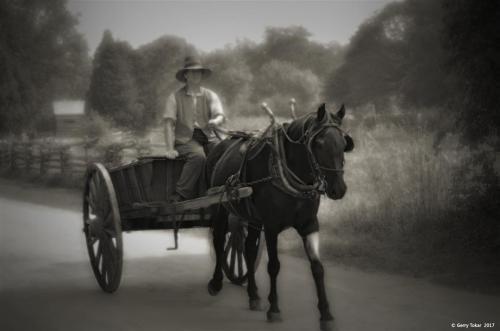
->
<box><xmin>53</xmin><ymin>100</ymin><xmax>85</xmax><ymax>137</ymax></box>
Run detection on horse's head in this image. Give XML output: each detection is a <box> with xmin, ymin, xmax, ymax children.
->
<box><xmin>308</xmin><ymin>103</ymin><xmax>354</xmax><ymax>200</ymax></box>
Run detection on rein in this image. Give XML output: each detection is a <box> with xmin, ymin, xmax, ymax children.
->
<box><xmin>276</xmin><ymin>118</ymin><xmax>345</xmax><ymax>197</ymax></box>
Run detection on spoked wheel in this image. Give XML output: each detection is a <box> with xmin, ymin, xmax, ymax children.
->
<box><xmin>83</xmin><ymin>163</ymin><xmax>123</xmax><ymax>293</ymax></box>
<box><xmin>223</xmin><ymin>215</ymin><xmax>263</xmax><ymax>285</ymax></box>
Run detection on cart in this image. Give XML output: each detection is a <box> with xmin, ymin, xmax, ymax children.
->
<box><xmin>82</xmin><ymin>156</ymin><xmax>263</xmax><ymax>293</ymax></box>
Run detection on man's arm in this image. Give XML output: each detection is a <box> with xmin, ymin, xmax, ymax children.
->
<box><xmin>164</xmin><ymin>118</ymin><xmax>178</xmax><ymax>159</ymax></box>
<box><xmin>206</xmin><ymin>90</ymin><xmax>225</xmax><ymax>129</ymax></box>
<box><xmin>164</xmin><ymin>94</ymin><xmax>179</xmax><ymax>159</ymax></box>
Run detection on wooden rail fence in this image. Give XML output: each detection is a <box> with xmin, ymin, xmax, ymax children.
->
<box><xmin>0</xmin><ymin>138</ymin><xmax>166</xmax><ymax>178</ymax></box>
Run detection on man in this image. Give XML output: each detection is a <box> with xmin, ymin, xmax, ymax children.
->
<box><xmin>164</xmin><ymin>56</ymin><xmax>225</xmax><ymax>201</ymax></box>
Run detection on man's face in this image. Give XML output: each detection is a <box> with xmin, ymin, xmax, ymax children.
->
<box><xmin>185</xmin><ymin>70</ymin><xmax>203</xmax><ymax>85</ymax></box>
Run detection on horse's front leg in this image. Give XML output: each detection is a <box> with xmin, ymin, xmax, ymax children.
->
<box><xmin>207</xmin><ymin>208</ymin><xmax>228</xmax><ymax>296</ymax></box>
<box><xmin>303</xmin><ymin>231</ymin><xmax>335</xmax><ymax>331</ymax></box>
<box><xmin>245</xmin><ymin>223</ymin><xmax>262</xmax><ymax>311</ymax></box>
<box><xmin>265</xmin><ymin>229</ymin><xmax>282</xmax><ymax>322</ymax></box>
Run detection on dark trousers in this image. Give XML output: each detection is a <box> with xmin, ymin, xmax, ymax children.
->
<box><xmin>175</xmin><ymin>129</ymin><xmax>217</xmax><ymax>199</ymax></box>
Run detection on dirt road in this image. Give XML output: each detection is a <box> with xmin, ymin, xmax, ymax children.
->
<box><xmin>0</xmin><ymin>179</ymin><xmax>498</xmax><ymax>331</ymax></box>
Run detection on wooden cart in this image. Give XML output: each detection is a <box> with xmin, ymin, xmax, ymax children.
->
<box><xmin>82</xmin><ymin>156</ymin><xmax>263</xmax><ymax>293</ymax></box>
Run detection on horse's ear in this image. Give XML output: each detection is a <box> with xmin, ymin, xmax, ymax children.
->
<box><xmin>344</xmin><ymin>134</ymin><xmax>354</xmax><ymax>152</ymax></box>
<box><xmin>317</xmin><ymin>103</ymin><xmax>327</xmax><ymax>123</ymax></box>
<box><xmin>336</xmin><ymin>104</ymin><xmax>346</xmax><ymax>120</ymax></box>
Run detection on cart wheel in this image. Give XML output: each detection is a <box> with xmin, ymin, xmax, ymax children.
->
<box><xmin>223</xmin><ymin>215</ymin><xmax>263</xmax><ymax>285</ymax></box>
<box><xmin>83</xmin><ymin>163</ymin><xmax>123</xmax><ymax>293</ymax></box>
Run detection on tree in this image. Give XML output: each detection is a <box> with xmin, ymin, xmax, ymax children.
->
<box><xmin>88</xmin><ymin>31</ymin><xmax>142</xmax><ymax>131</ymax></box>
<box><xmin>324</xmin><ymin>2</ymin><xmax>407</xmax><ymax>110</ymax></box>
<box><xmin>261</xmin><ymin>26</ymin><xmax>343</xmax><ymax>82</ymax></box>
<box><xmin>134</xmin><ymin>36</ymin><xmax>195</xmax><ymax>127</ymax></box>
<box><xmin>0</xmin><ymin>0</ymin><xmax>90</xmax><ymax>135</ymax></box>
<box><xmin>204</xmin><ymin>47</ymin><xmax>254</xmax><ymax>113</ymax></box>
<box><xmin>443</xmin><ymin>0</ymin><xmax>500</xmax><ymax>144</ymax></box>
<box><xmin>323</xmin><ymin>0</ymin><xmax>449</xmax><ymax>113</ymax></box>
<box><xmin>253</xmin><ymin>60</ymin><xmax>321</xmax><ymax>116</ymax></box>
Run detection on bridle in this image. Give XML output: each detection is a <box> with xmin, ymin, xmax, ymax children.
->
<box><xmin>280</xmin><ymin>116</ymin><xmax>347</xmax><ymax>195</ymax></box>
<box><xmin>304</xmin><ymin>122</ymin><xmax>346</xmax><ymax>174</ymax></box>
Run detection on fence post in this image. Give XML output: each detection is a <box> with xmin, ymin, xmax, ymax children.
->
<box><xmin>40</xmin><ymin>143</ymin><xmax>47</xmax><ymax>175</ymax></box>
<box><xmin>11</xmin><ymin>142</ymin><xmax>17</xmax><ymax>171</ymax></box>
<box><xmin>0</xmin><ymin>141</ymin><xmax>6</xmax><ymax>168</ymax></box>
<box><xmin>84</xmin><ymin>137</ymin><xmax>89</xmax><ymax>165</ymax></box>
<box><xmin>0</xmin><ymin>141</ymin><xmax>4</xmax><ymax>168</ymax></box>
<box><xmin>25</xmin><ymin>143</ymin><xmax>32</xmax><ymax>173</ymax></box>
<box><xmin>60</xmin><ymin>147</ymin><xmax>67</xmax><ymax>175</ymax></box>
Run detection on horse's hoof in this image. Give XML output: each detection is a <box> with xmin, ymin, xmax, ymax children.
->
<box><xmin>207</xmin><ymin>279</ymin><xmax>222</xmax><ymax>296</ymax></box>
<box><xmin>249</xmin><ymin>299</ymin><xmax>262</xmax><ymax>311</ymax></box>
<box><xmin>266</xmin><ymin>311</ymin><xmax>282</xmax><ymax>323</ymax></box>
<box><xmin>320</xmin><ymin>319</ymin><xmax>336</xmax><ymax>331</ymax></box>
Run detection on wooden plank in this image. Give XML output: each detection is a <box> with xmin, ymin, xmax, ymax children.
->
<box><xmin>151</xmin><ymin>159</ymin><xmax>166</xmax><ymax>201</ymax></box>
<box><xmin>117</xmin><ymin>169</ymin><xmax>131</xmax><ymax>206</ymax></box>
<box><xmin>121</xmin><ymin>216</ymin><xmax>211</xmax><ymax>231</ymax></box>
<box><xmin>135</xmin><ymin>160</ymin><xmax>152</xmax><ymax>202</ymax></box>
<box><xmin>165</xmin><ymin>158</ymin><xmax>174</xmax><ymax>199</ymax></box>
<box><xmin>125</xmin><ymin>167</ymin><xmax>143</xmax><ymax>202</ymax></box>
<box><xmin>161</xmin><ymin>186</ymin><xmax>253</xmax><ymax>214</ymax></box>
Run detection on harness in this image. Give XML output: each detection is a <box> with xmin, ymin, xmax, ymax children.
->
<box><xmin>270</xmin><ymin>123</ymin><xmax>344</xmax><ymax>199</ymax></box>
<box><xmin>213</xmin><ymin>114</ymin><xmax>346</xmax><ymax>223</ymax></box>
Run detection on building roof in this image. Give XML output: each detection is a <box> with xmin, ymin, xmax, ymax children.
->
<box><xmin>53</xmin><ymin>100</ymin><xmax>85</xmax><ymax>116</ymax></box>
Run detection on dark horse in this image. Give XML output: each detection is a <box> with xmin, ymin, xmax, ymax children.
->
<box><xmin>206</xmin><ymin>103</ymin><xmax>354</xmax><ymax>330</ymax></box>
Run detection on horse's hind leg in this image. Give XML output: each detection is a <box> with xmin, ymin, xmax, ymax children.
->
<box><xmin>208</xmin><ymin>207</ymin><xmax>228</xmax><ymax>296</ymax></box>
<box><xmin>245</xmin><ymin>223</ymin><xmax>262</xmax><ymax>311</ymax></box>
<box><xmin>265</xmin><ymin>229</ymin><xmax>282</xmax><ymax>322</ymax></box>
<box><xmin>302</xmin><ymin>231</ymin><xmax>335</xmax><ymax>331</ymax></box>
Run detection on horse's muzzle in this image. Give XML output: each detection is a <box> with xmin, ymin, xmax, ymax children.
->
<box><xmin>326</xmin><ymin>181</ymin><xmax>347</xmax><ymax>200</ymax></box>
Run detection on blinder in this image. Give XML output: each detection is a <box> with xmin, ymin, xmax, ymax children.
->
<box><xmin>344</xmin><ymin>133</ymin><xmax>354</xmax><ymax>152</ymax></box>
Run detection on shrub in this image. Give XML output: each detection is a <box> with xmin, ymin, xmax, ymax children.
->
<box><xmin>253</xmin><ymin>60</ymin><xmax>321</xmax><ymax>116</ymax></box>
<box><xmin>77</xmin><ymin>112</ymin><xmax>113</xmax><ymax>139</ymax></box>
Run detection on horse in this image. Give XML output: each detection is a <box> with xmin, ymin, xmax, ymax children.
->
<box><xmin>206</xmin><ymin>103</ymin><xmax>354</xmax><ymax>331</ymax></box>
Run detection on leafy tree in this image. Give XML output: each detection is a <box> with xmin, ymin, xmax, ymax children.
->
<box><xmin>324</xmin><ymin>0</ymin><xmax>449</xmax><ymax>113</ymax></box>
<box><xmin>0</xmin><ymin>0</ymin><xmax>90</xmax><ymax>135</ymax></box>
<box><xmin>398</xmin><ymin>0</ymin><xmax>449</xmax><ymax>108</ymax></box>
<box><xmin>88</xmin><ymin>31</ymin><xmax>142</xmax><ymax>131</ymax></box>
<box><xmin>134</xmin><ymin>36</ymin><xmax>195</xmax><ymax>127</ymax></box>
<box><xmin>253</xmin><ymin>60</ymin><xmax>321</xmax><ymax>116</ymax></box>
<box><xmin>262</xmin><ymin>26</ymin><xmax>343</xmax><ymax>82</ymax></box>
<box><xmin>204</xmin><ymin>47</ymin><xmax>254</xmax><ymax>113</ymax></box>
<box><xmin>324</xmin><ymin>2</ymin><xmax>407</xmax><ymax>110</ymax></box>
<box><xmin>443</xmin><ymin>0</ymin><xmax>500</xmax><ymax>144</ymax></box>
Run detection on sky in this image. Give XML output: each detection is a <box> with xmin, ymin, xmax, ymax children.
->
<box><xmin>67</xmin><ymin>0</ymin><xmax>393</xmax><ymax>55</ymax></box>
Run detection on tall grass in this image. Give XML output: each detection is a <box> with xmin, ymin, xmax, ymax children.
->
<box><xmin>319</xmin><ymin>121</ymin><xmax>458</xmax><ymax>265</ymax></box>
<box><xmin>313</xmin><ymin>117</ymin><xmax>499</xmax><ymax>291</ymax></box>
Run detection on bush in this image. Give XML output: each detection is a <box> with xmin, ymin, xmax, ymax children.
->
<box><xmin>253</xmin><ymin>60</ymin><xmax>321</xmax><ymax>116</ymax></box>
<box><xmin>77</xmin><ymin>112</ymin><xmax>113</xmax><ymax>139</ymax></box>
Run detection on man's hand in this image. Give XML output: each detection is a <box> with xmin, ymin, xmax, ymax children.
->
<box><xmin>165</xmin><ymin>149</ymin><xmax>179</xmax><ymax>159</ymax></box>
<box><xmin>207</xmin><ymin>119</ymin><xmax>218</xmax><ymax>129</ymax></box>
<box><xmin>207</xmin><ymin>114</ymin><xmax>224</xmax><ymax>129</ymax></box>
